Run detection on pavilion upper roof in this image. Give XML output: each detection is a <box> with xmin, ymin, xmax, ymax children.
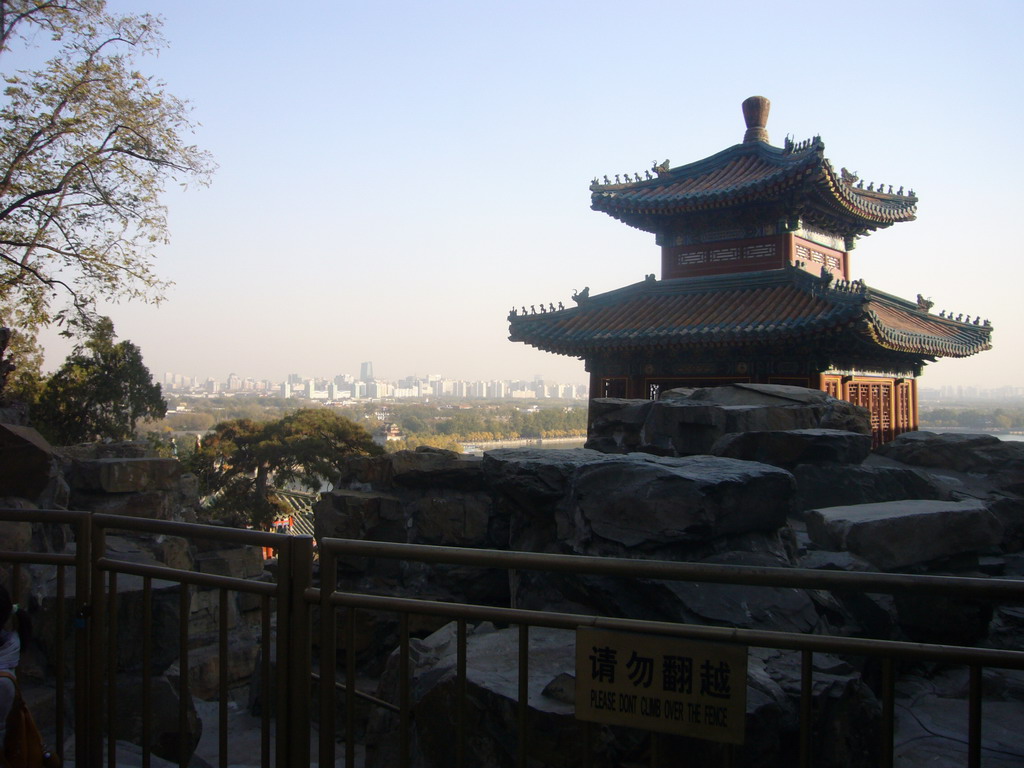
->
<box><xmin>589</xmin><ymin>97</ymin><xmax>919</xmax><ymax>239</ymax></box>
<box><xmin>507</xmin><ymin>268</ymin><xmax>991</xmax><ymax>363</ymax></box>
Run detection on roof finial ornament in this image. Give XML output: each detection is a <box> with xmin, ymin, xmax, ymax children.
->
<box><xmin>742</xmin><ymin>96</ymin><xmax>770</xmax><ymax>143</ymax></box>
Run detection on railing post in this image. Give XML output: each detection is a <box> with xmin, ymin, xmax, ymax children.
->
<box><xmin>89</xmin><ymin>512</ymin><xmax>106</xmax><ymax>767</ymax></box>
<box><xmin>74</xmin><ymin>512</ymin><xmax>92</xmax><ymax>765</ymax></box>
<box><xmin>275</xmin><ymin>538</ymin><xmax>291</xmax><ymax>768</ymax></box>
<box><xmin>319</xmin><ymin>545</ymin><xmax>337</xmax><ymax>767</ymax></box>
<box><xmin>287</xmin><ymin>536</ymin><xmax>313</xmax><ymax>767</ymax></box>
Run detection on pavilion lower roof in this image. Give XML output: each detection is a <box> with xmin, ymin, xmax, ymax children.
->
<box><xmin>507</xmin><ymin>269</ymin><xmax>992</xmax><ymax>360</ymax></box>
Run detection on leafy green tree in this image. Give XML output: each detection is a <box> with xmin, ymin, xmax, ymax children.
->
<box><xmin>33</xmin><ymin>316</ymin><xmax>165</xmax><ymax>443</ymax></box>
<box><xmin>0</xmin><ymin>325</ymin><xmax>44</xmax><ymax>403</ymax></box>
<box><xmin>189</xmin><ymin>409</ymin><xmax>383</xmax><ymax>529</ymax></box>
<box><xmin>0</xmin><ymin>0</ymin><xmax>213</xmax><ymax>395</ymax></box>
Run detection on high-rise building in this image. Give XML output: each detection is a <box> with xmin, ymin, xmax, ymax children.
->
<box><xmin>360</xmin><ymin>361</ymin><xmax>374</xmax><ymax>382</ymax></box>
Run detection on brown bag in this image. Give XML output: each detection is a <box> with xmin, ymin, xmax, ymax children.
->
<box><xmin>0</xmin><ymin>672</ymin><xmax>60</xmax><ymax>768</ymax></box>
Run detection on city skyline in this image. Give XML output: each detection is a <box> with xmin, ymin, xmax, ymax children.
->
<box><xmin>33</xmin><ymin>1</ymin><xmax>1024</xmax><ymax>391</ymax></box>
<box><xmin>163</xmin><ymin>366</ymin><xmax>589</xmax><ymax>402</ymax></box>
<box><xmin>161</xmin><ymin>364</ymin><xmax>1024</xmax><ymax>405</ymax></box>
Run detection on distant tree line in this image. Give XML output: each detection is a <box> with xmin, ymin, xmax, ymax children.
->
<box><xmin>393</xmin><ymin>403</ymin><xmax>587</xmax><ymax>443</ymax></box>
<box><xmin>153</xmin><ymin>400</ymin><xmax>588</xmax><ymax>448</ymax></box>
<box><xmin>919</xmin><ymin>406</ymin><xmax>1024</xmax><ymax>431</ymax></box>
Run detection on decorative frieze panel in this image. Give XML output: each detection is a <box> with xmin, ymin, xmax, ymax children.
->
<box><xmin>795</xmin><ymin>243</ymin><xmax>841</xmax><ymax>267</ymax></box>
<box><xmin>674</xmin><ymin>241</ymin><xmax>778</xmax><ymax>268</ymax></box>
<box><xmin>793</xmin><ymin>237</ymin><xmax>845</xmax><ymax>277</ymax></box>
<box><xmin>660</xmin><ymin>223</ymin><xmax>779</xmax><ymax>247</ymax></box>
<box><xmin>796</xmin><ymin>226</ymin><xmax>845</xmax><ymax>251</ymax></box>
<box><xmin>708</xmin><ymin>247</ymin><xmax>740</xmax><ymax>262</ymax></box>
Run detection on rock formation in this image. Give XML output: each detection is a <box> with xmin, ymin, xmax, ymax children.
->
<box><xmin>317</xmin><ymin>386</ymin><xmax>1024</xmax><ymax>768</ymax></box>
<box><xmin>4</xmin><ymin>383</ymin><xmax>1023</xmax><ymax>767</ymax></box>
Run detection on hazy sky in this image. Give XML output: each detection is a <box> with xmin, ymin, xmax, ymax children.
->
<box><xmin>33</xmin><ymin>1</ymin><xmax>1024</xmax><ymax>388</ymax></box>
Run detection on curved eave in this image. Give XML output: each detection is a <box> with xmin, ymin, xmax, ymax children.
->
<box><xmin>816</xmin><ymin>160</ymin><xmax>918</xmax><ymax>227</ymax></box>
<box><xmin>508</xmin><ymin>273</ymin><xmax>865</xmax><ymax>357</ymax></box>
<box><xmin>861</xmin><ymin>304</ymin><xmax>993</xmax><ymax>358</ymax></box>
<box><xmin>589</xmin><ymin>144</ymin><xmax>821</xmax><ymax>233</ymax></box>
<box><xmin>590</xmin><ymin>139</ymin><xmax>918</xmax><ymax>233</ymax></box>
<box><xmin>508</xmin><ymin>274</ymin><xmax>994</xmax><ymax>361</ymax></box>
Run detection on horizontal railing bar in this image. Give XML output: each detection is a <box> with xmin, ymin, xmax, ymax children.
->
<box><xmin>0</xmin><ymin>551</ymin><xmax>75</xmax><ymax>566</ymax></box>
<box><xmin>310</xmin><ymin>672</ymin><xmax>400</xmax><ymax>713</ymax></box>
<box><xmin>94</xmin><ymin>557</ymin><xmax>278</xmax><ymax>595</ymax></box>
<box><xmin>306</xmin><ymin>588</ymin><xmax>1024</xmax><ymax>670</ymax></box>
<box><xmin>0</xmin><ymin>508</ymin><xmax>92</xmax><ymax>524</ymax></box>
<box><xmin>321</xmin><ymin>538</ymin><xmax>1024</xmax><ymax>601</ymax></box>
<box><xmin>91</xmin><ymin>513</ymin><xmax>299</xmax><ymax>547</ymax></box>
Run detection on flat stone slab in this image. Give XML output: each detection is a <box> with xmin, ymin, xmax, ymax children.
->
<box><xmin>711</xmin><ymin>428</ymin><xmax>872</xmax><ymax>468</ymax></box>
<box><xmin>806</xmin><ymin>499</ymin><xmax>1002</xmax><ymax>570</ymax></box>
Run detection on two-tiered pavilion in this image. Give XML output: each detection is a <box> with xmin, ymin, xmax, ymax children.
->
<box><xmin>508</xmin><ymin>97</ymin><xmax>992</xmax><ymax>445</ymax></box>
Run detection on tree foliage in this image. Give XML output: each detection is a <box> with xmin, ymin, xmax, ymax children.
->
<box><xmin>189</xmin><ymin>409</ymin><xmax>383</xmax><ymax>529</ymax></box>
<box><xmin>0</xmin><ymin>0</ymin><xmax>213</xmax><ymax>386</ymax></box>
<box><xmin>33</xmin><ymin>315</ymin><xmax>165</xmax><ymax>442</ymax></box>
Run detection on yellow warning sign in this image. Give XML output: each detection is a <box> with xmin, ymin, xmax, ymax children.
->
<box><xmin>575</xmin><ymin>628</ymin><xmax>747</xmax><ymax>744</ymax></box>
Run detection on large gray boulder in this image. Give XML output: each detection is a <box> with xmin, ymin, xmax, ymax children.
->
<box><xmin>67</xmin><ymin>456</ymin><xmax>183</xmax><ymax>493</ymax></box>
<box><xmin>658</xmin><ymin>551</ymin><xmax>819</xmax><ymax>634</ymax></box>
<box><xmin>561</xmin><ymin>455</ymin><xmax>795</xmax><ymax>557</ymax></box>
<box><xmin>488</xmin><ymin>451</ymin><xmax>805</xmax><ymax>632</ymax></box>
<box><xmin>366</xmin><ymin>623</ymin><xmax>586</xmax><ymax>768</ymax></box>
<box><xmin>32</xmin><ymin>539</ymin><xmax>184</xmax><ymax>679</ymax></box>
<box><xmin>585</xmin><ymin>398</ymin><xmax>655</xmax><ymax>453</ymax></box>
<box><xmin>315</xmin><ymin>489</ymin><xmax>407</xmax><ymax>577</ymax></box>
<box><xmin>111</xmin><ymin>671</ymin><xmax>202</xmax><ymax>764</ymax></box>
<box><xmin>711</xmin><ymin>429</ymin><xmax>872</xmax><ymax>468</ymax></box>
<box><xmin>587</xmin><ymin>384</ymin><xmax>870</xmax><ymax>457</ymax></box>
<box><xmin>895</xmin><ymin>667</ymin><xmax>1024</xmax><ymax>768</ymax></box>
<box><xmin>0</xmin><ymin>423</ymin><xmax>61</xmax><ymax>502</ymax></box>
<box><xmin>483</xmin><ymin>448</ymin><xmax>617</xmax><ymax>506</ymax></box>
<box><xmin>483</xmin><ymin>448</ymin><xmax>620</xmax><ymax>553</ymax></box>
<box><xmin>315</xmin><ymin>489</ymin><xmax>406</xmax><ymax>541</ymax></box>
<box><xmin>366</xmin><ymin>623</ymin><xmax>883</xmax><ymax>768</ymax></box>
<box><xmin>337</xmin><ymin>446</ymin><xmax>487</xmax><ymax>492</ymax></box>
<box><xmin>874</xmin><ymin>431</ymin><xmax>1024</xmax><ymax>476</ymax></box>
<box><xmin>806</xmin><ymin>499</ymin><xmax>1002</xmax><ymax>570</ymax></box>
<box><xmin>792</xmin><ymin>464</ymin><xmax>952</xmax><ymax>515</ymax></box>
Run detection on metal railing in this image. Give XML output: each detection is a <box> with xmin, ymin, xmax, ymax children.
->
<box><xmin>1</xmin><ymin>509</ymin><xmax>312</xmax><ymax>768</ymax></box>
<box><xmin>314</xmin><ymin>538</ymin><xmax>1024</xmax><ymax>768</ymax></box>
<box><xmin>4</xmin><ymin>508</ymin><xmax>1024</xmax><ymax>767</ymax></box>
<box><xmin>0</xmin><ymin>509</ymin><xmax>91</xmax><ymax>763</ymax></box>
